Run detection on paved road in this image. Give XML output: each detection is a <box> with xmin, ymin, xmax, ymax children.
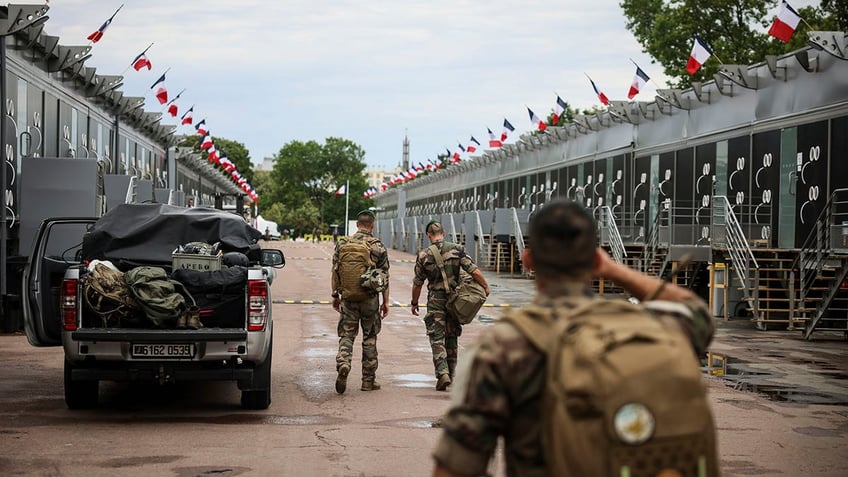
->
<box><xmin>0</xmin><ymin>240</ymin><xmax>846</xmax><ymax>476</ymax></box>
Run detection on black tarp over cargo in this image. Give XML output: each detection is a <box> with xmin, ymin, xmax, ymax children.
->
<box><xmin>82</xmin><ymin>204</ymin><xmax>263</xmax><ymax>265</ymax></box>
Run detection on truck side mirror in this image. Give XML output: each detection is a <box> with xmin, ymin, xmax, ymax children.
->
<box><xmin>261</xmin><ymin>249</ymin><xmax>285</xmax><ymax>268</ymax></box>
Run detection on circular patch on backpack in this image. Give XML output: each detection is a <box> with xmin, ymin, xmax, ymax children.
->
<box><xmin>613</xmin><ymin>403</ymin><xmax>655</xmax><ymax>445</ymax></box>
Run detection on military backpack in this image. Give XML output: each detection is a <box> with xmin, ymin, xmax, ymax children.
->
<box><xmin>125</xmin><ymin>266</ymin><xmax>197</xmax><ymax>328</ymax></box>
<box><xmin>80</xmin><ymin>262</ymin><xmax>140</xmax><ymax>327</ymax></box>
<box><xmin>501</xmin><ymin>298</ymin><xmax>718</xmax><ymax>477</ymax></box>
<box><xmin>430</xmin><ymin>244</ymin><xmax>486</xmax><ymax>324</ymax></box>
<box><xmin>335</xmin><ymin>236</ymin><xmax>383</xmax><ymax>302</ymax></box>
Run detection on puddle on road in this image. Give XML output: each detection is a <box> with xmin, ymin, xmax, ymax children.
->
<box><xmin>705</xmin><ymin>352</ymin><xmax>848</xmax><ymax>405</ymax></box>
<box><xmin>392</xmin><ymin>373</ymin><xmax>435</xmax><ymax>389</ymax></box>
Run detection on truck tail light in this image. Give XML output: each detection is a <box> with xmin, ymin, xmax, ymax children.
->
<box><xmin>61</xmin><ymin>279</ymin><xmax>78</xmax><ymax>331</ymax></box>
<box><xmin>247</xmin><ymin>279</ymin><xmax>268</xmax><ymax>331</ymax></box>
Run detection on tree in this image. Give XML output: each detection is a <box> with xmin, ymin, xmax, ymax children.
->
<box><xmin>266</xmin><ymin>137</ymin><xmax>371</xmax><ymax>229</ymax></box>
<box><xmin>176</xmin><ymin>135</ymin><xmax>255</xmax><ymax>184</ymax></box>
<box><xmin>620</xmin><ymin>0</ymin><xmax>845</xmax><ymax>87</ymax></box>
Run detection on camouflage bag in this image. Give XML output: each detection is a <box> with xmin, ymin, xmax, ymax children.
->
<box><xmin>80</xmin><ymin>262</ymin><xmax>139</xmax><ymax>327</ymax></box>
<box><xmin>125</xmin><ymin>266</ymin><xmax>197</xmax><ymax>328</ymax></box>
<box><xmin>501</xmin><ymin>298</ymin><xmax>719</xmax><ymax>477</ymax></box>
<box><xmin>430</xmin><ymin>244</ymin><xmax>486</xmax><ymax>324</ymax></box>
<box><xmin>335</xmin><ymin>236</ymin><xmax>381</xmax><ymax>302</ymax></box>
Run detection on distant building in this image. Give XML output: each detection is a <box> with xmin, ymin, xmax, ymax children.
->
<box><xmin>256</xmin><ymin>157</ymin><xmax>275</xmax><ymax>172</ymax></box>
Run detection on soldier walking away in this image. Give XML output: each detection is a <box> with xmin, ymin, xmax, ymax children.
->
<box><xmin>432</xmin><ymin>199</ymin><xmax>718</xmax><ymax>477</ymax></box>
<box><xmin>412</xmin><ymin>219</ymin><xmax>489</xmax><ymax>392</ymax></box>
<box><xmin>331</xmin><ymin>210</ymin><xmax>390</xmax><ymax>394</ymax></box>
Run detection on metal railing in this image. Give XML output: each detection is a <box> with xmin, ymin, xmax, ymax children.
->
<box><xmin>641</xmin><ymin>202</ymin><xmax>669</xmax><ymax>273</ymax></box>
<box><xmin>789</xmin><ymin>188</ymin><xmax>848</xmax><ymax>338</ymax></box>
<box><xmin>448</xmin><ymin>214</ymin><xmax>459</xmax><ymax>244</ymax></box>
<box><xmin>511</xmin><ymin>207</ymin><xmax>526</xmax><ymax>257</ymax></box>
<box><xmin>598</xmin><ymin>206</ymin><xmax>626</xmax><ymax>263</ymax></box>
<box><xmin>711</xmin><ymin>196</ymin><xmax>761</xmax><ymax>322</ymax></box>
<box><xmin>125</xmin><ymin>176</ymin><xmax>137</xmax><ymax>204</ymax></box>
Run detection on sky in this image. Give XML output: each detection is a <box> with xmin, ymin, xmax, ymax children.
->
<box><xmin>41</xmin><ymin>0</ymin><xmax>820</xmax><ymax>172</ymax></box>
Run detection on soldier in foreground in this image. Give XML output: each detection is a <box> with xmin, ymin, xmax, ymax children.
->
<box><xmin>331</xmin><ymin>210</ymin><xmax>390</xmax><ymax>393</ymax></box>
<box><xmin>411</xmin><ymin>219</ymin><xmax>490</xmax><ymax>391</ymax></box>
<box><xmin>432</xmin><ymin>199</ymin><xmax>718</xmax><ymax>477</ymax></box>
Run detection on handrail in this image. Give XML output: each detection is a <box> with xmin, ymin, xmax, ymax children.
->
<box><xmin>641</xmin><ymin>201</ymin><xmax>668</xmax><ymax>273</ymax></box>
<box><xmin>125</xmin><ymin>176</ymin><xmax>137</xmax><ymax>204</ymax></box>
<box><xmin>711</xmin><ymin>196</ymin><xmax>761</xmax><ymax>322</ymax></box>
<box><xmin>511</xmin><ymin>207</ymin><xmax>526</xmax><ymax>257</ymax></box>
<box><xmin>598</xmin><ymin>206</ymin><xmax>626</xmax><ymax>263</ymax></box>
<box><xmin>474</xmin><ymin>211</ymin><xmax>486</xmax><ymax>248</ymax></box>
<box><xmin>449</xmin><ymin>214</ymin><xmax>459</xmax><ymax>244</ymax></box>
<box><xmin>789</xmin><ymin>188</ymin><xmax>848</xmax><ymax>337</ymax></box>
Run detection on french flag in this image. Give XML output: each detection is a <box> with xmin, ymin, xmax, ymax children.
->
<box><xmin>200</xmin><ymin>134</ymin><xmax>213</xmax><ymax>150</ymax></box>
<box><xmin>488</xmin><ymin>127</ymin><xmax>502</xmax><ymax>148</ymax></box>
<box><xmin>501</xmin><ymin>119</ymin><xmax>515</xmax><ymax>142</ymax></box>
<box><xmin>180</xmin><ymin>106</ymin><xmax>194</xmax><ymax>126</ymax></box>
<box><xmin>335</xmin><ymin>184</ymin><xmax>347</xmax><ymax>196</ymax></box>
<box><xmin>686</xmin><ymin>36</ymin><xmax>713</xmax><ymax>75</ymax></box>
<box><xmin>528</xmin><ymin>107</ymin><xmax>546</xmax><ymax>132</ymax></box>
<box><xmin>87</xmin><ymin>5</ymin><xmax>123</xmax><ymax>44</ymax></box>
<box><xmin>167</xmin><ymin>103</ymin><xmax>178</xmax><ymax>118</ymax></box>
<box><xmin>195</xmin><ymin>119</ymin><xmax>207</xmax><ymax>136</ymax></box>
<box><xmin>150</xmin><ymin>73</ymin><xmax>168</xmax><ymax>105</ymax></box>
<box><xmin>628</xmin><ymin>65</ymin><xmax>650</xmax><ymax>99</ymax></box>
<box><xmin>415</xmin><ymin>162</ymin><xmax>425</xmax><ymax>172</ymax></box>
<box><xmin>552</xmin><ymin>96</ymin><xmax>567</xmax><ymax>124</ymax></box>
<box><xmin>587</xmin><ymin>75</ymin><xmax>609</xmax><ymax>106</ymax></box>
<box><xmin>768</xmin><ymin>1</ymin><xmax>802</xmax><ymax>43</ymax></box>
<box><xmin>132</xmin><ymin>52</ymin><xmax>152</xmax><ymax>71</ymax></box>
<box><xmin>466</xmin><ymin>136</ymin><xmax>481</xmax><ymax>153</ymax></box>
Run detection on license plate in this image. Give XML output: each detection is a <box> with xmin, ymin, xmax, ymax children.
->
<box><xmin>131</xmin><ymin>344</ymin><xmax>195</xmax><ymax>359</ymax></box>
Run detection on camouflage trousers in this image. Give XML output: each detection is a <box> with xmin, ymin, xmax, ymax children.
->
<box><xmin>336</xmin><ymin>295</ymin><xmax>382</xmax><ymax>381</ymax></box>
<box><xmin>423</xmin><ymin>292</ymin><xmax>463</xmax><ymax>379</ymax></box>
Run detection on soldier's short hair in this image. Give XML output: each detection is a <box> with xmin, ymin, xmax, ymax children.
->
<box><xmin>357</xmin><ymin>212</ymin><xmax>375</xmax><ymax>227</ymax></box>
<box><xmin>528</xmin><ymin>199</ymin><xmax>597</xmax><ymax>279</ymax></box>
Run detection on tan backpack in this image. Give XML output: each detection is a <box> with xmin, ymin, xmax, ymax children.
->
<box><xmin>501</xmin><ymin>298</ymin><xmax>719</xmax><ymax>477</ymax></box>
<box><xmin>335</xmin><ymin>236</ymin><xmax>379</xmax><ymax>302</ymax></box>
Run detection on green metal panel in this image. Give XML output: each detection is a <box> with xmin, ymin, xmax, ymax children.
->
<box><xmin>715</xmin><ymin>141</ymin><xmax>728</xmax><ymax>197</ymax></box>
<box><xmin>779</xmin><ymin>127</ymin><xmax>797</xmax><ymax>249</ymax></box>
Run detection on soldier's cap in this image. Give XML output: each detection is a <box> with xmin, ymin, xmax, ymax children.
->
<box><xmin>426</xmin><ymin>218</ymin><xmax>441</xmax><ymax>230</ymax></box>
<box><xmin>357</xmin><ymin>209</ymin><xmax>376</xmax><ymax>218</ymax></box>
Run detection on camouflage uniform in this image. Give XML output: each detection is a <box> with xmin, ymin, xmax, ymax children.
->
<box><xmin>332</xmin><ymin>230</ymin><xmax>389</xmax><ymax>381</ymax></box>
<box><xmin>413</xmin><ymin>239</ymin><xmax>479</xmax><ymax>379</ymax></box>
<box><xmin>432</xmin><ymin>283</ymin><xmax>715</xmax><ymax>476</ymax></box>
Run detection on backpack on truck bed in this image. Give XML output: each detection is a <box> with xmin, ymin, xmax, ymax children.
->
<box><xmin>501</xmin><ymin>298</ymin><xmax>718</xmax><ymax>477</ymax></box>
<box><xmin>79</xmin><ymin>262</ymin><xmax>140</xmax><ymax>327</ymax></box>
<box><xmin>334</xmin><ymin>236</ymin><xmax>384</xmax><ymax>302</ymax></box>
<box><xmin>125</xmin><ymin>266</ymin><xmax>197</xmax><ymax>328</ymax></box>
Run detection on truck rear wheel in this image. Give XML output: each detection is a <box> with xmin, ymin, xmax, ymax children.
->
<box><xmin>64</xmin><ymin>360</ymin><xmax>98</xmax><ymax>409</ymax></box>
<box><xmin>241</xmin><ymin>338</ymin><xmax>272</xmax><ymax>410</ymax></box>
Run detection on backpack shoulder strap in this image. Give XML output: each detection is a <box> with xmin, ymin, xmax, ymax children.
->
<box><xmin>499</xmin><ymin>305</ymin><xmax>557</xmax><ymax>352</ymax></box>
<box><xmin>429</xmin><ymin>244</ymin><xmax>451</xmax><ymax>292</ymax></box>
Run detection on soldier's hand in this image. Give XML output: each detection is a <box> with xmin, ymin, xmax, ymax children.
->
<box><xmin>380</xmin><ymin>303</ymin><xmax>389</xmax><ymax>318</ymax></box>
<box><xmin>592</xmin><ymin>247</ymin><xmax>616</xmax><ymax>279</ymax></box>
<box><xmin>411</xmin><ymin>304</ymin><xmax>420</xmax><ymax>316</ymax></box>
<box><xmin>332</xmin><ymin>297</ymin><xmax>341</xmax><ymax>312</ymax></box>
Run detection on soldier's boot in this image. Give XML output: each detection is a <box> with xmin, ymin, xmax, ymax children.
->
<box><xmin>185</xmin><ymin>306</ymin><xmax>203</xmax><ymax>330</ymax></box>
<box><xmin>436</xmin><ymin>373</ymin><xmax>452</xmax><ymax>391</ymax></box>
<box><xmin>335</xmin><ymin>363</ymin><xmax>351</xmax><ymax>394</ymax></box>
<box><xmin>361</xmin><ymin>379</ymin><xmax>381</xmax><ymax>391</ymax></box>
<box><xmin>175</xmin><ymin>314</ymin><xmax>187</xmax><ymax>329</ymax></box>
<box><xmin>447</xmin><ymin>360</ymin><xmax>457</xmax><ymax>380</ymax></box>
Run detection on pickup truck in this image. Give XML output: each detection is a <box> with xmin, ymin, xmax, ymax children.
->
<box><xmin>22</xmin><ymin>203</ymin><xmax>285</xmax><ymax>410</ymax></box>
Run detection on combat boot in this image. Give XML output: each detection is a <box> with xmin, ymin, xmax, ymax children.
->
<box><xmin>175</xmin><ymin>313</ymin><xmax>187</xmax><ymax>329</ymax></box>
<box><xmin>335</xmin><ymin>363</ymin><xmax>350</xmax><ymax>394</ymax></box>
<box><xmin>361</xmin><ymin>380</ymin><xmax>381</xmax><ymax>391</ymax></box>
<box><xmin>436</xmin><ymin>373</ymin><xmax>452</xmax><ymax>391</ymax></box>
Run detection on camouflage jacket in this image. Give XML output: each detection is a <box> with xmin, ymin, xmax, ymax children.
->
<box><xmin>331</xmin><ymin>230</ymin><xmax>389</xmax><ymax>294</ymax></box>
<box><xmin>432</xmin><ymin>283</ymin><xmax>715</xmax><ymax>477</ymax></box>
<box><xmin>413</xmin><ymin>239</ymin><xmax>478</xmax><ymax>295</ymax></box>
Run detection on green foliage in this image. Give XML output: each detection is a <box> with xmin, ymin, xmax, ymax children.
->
<box><xmin>176</xmin><ymin>134</ymin><xmax>254</xmax><ymax>184</ymax></box>
<box><xmin>620</xmin><ymin>0</ymin><xmax>845</xmax><ymax>88</ymax></box>
<box><xmin>265</xmin><ymin>137</ymin><xmax>371</xmax><ymax>228</ymax></box>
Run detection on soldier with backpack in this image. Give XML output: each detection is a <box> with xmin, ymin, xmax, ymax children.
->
<box><xmin>331</xmin><ymin>210</ymin><xmax>390</xmax><ymax>394</ymax></box>
<box><xmin>432</xmin><ymin>199</ymin><xmax>718</xmax><ymax>477</ymax></box>
<box><xmin>411</xmin><ymin>219</ymin><xmax>490</xmax><ymax>392</ymax></box>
